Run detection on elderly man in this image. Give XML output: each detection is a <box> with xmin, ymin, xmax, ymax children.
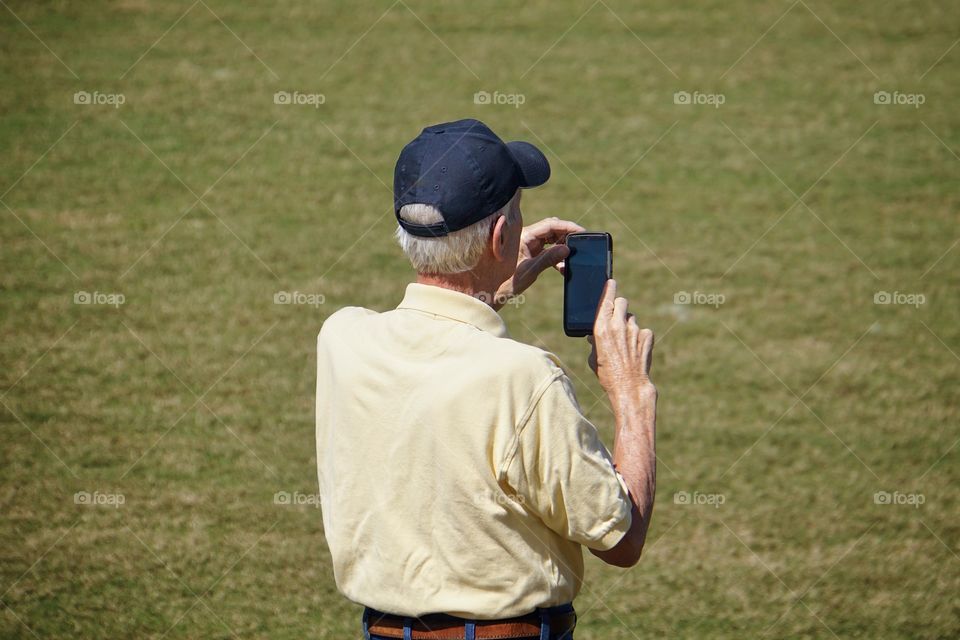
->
<box><xmin>316</xmin><ymin>119</ymin><xmax>657</xmax><ymax>640</ymax></box>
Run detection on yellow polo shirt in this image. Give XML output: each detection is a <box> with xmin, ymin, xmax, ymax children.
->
<box><xmin>315</xmin><ymin>283</ymin><xmax>632</xmax><ymax>619</ymax></box>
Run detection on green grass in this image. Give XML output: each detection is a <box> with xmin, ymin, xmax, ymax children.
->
<box><xmin>1</xmin><ymin>1</ymin><xmax>958</xmax><ymax>638</ymax></box>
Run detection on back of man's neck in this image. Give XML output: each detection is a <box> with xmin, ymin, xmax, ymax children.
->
<box><xmin>416</xmin><ymin>273</ymin><xmax>497</xmax><ymax>306</ymax></box>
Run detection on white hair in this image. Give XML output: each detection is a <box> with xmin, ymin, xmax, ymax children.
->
<box><xmin>395</xmin><ymin>192</ymin><xmax>519</xmax><ymax>275</ymax></box>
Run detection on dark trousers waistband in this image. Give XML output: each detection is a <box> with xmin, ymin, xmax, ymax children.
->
<box><xmin>363</xmin><ymin>603</ymin><xmax>576</xmax><ymax>640</ymax></box>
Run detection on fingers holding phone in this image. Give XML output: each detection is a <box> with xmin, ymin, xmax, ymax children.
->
<box><xmin>591</xmin><ymin>278</ymin><xmax>655</xmax><ymax>395</ymax></box>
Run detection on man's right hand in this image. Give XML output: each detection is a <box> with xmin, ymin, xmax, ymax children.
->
<box><xmin>587</xmin><ymin>278</ymin><xmax>658</xmax><ymax>568</ymax></box>
<box><xmin>588</xmin><ymin>279</ymin><xmax>655</xmax><ymax>396</ymax></box>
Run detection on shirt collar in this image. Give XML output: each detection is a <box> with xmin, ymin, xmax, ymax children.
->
<box><xmin>397</xmin><ymin>283</ymin><xmax>509</xmax><ymax>338</ymax></box>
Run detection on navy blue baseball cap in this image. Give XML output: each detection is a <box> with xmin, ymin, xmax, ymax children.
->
<box><xmin>394</xmin><ymin>119</ymin><xmax>551</xmax><ymax>237</ymax></box>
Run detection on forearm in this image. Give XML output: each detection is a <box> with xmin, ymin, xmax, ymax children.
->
<box><xmin>591</xmin><ymin>382</ymin><xmax>657</xmax><ymax>566</ymax></box>
<box><xmin>613</xmin><ymin>382</ymin><xmax>657</xmax><ymax>542</ymax></box>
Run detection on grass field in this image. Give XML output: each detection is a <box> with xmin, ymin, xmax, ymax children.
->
<box><xmin>2</xmin><ymin>1</ymin><xmax>958</xmax><ymax>638</ymax></box>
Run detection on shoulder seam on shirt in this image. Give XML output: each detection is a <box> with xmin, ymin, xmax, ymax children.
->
<box><xmin>496</xmin><ymin>369</ymin><xmax>565</xmax><ymax>481</ymax></box>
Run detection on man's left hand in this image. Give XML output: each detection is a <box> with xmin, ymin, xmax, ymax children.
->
<box><xmin>493</xmin><ymin>217</ymin><xmax>585</xmax><ymax>311</ymax></box>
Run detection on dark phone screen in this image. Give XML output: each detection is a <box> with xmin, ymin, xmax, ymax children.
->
<box><xmin>565</xmin><ymin>234</ymin><xmax>610</xmax><ymax>332</ymax></box>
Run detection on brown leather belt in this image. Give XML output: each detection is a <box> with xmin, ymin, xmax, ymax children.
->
<box><xmin>365</xmin><ymin>609</ymin><xmax>577</xmax><ymax>639</ymax></box>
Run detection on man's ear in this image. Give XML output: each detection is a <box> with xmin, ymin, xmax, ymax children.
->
<box><xmin>490</xmin><ymin>215</ymin><xmax>509</xmax><ymax>262</ymax></box>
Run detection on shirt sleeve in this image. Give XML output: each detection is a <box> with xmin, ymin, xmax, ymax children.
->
<box><xmin>498</xmin><ymin>372</ymin><xmax>633</xmax><ymax>551</ymax></box>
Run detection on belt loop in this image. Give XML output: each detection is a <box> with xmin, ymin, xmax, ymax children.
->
<box><xmin>403</xmin><ymin>617</ymin><xmax>413</xmax><ymax>640</ymax></box>
<box><xmin>539</xmin><ymin>609</ymin><xmax>550</xmax><ymax>640</ymax></box>
<box><xmin>464</xmin><ymin>620</ymin><xmax>476</xmax><ymax>640</ymax></box>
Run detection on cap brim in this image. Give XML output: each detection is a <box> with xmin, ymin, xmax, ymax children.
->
<box><xmin>506</xmin><ymin>140</ymin><xmax>551</xmax><ymax>188</ymax></box>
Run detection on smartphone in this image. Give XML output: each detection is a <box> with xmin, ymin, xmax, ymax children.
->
<box><xmin>563</xmin><ymin>232</ymin><xmax>612</xmax><ymax>337</ymax></box>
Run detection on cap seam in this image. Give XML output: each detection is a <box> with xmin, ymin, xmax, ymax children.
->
<box><xmin>457</xmin><ymin>132</ymin><xmax>500</xmax><ymax>230</ymax></box>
